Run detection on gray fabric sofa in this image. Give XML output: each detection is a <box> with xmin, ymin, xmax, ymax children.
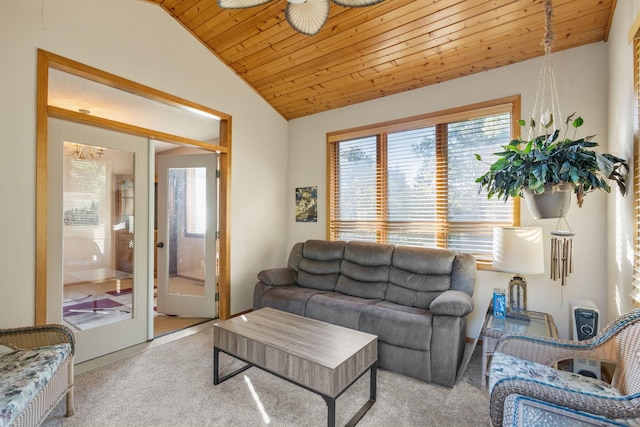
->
<box><xmin>253</xmin><ymin>239</ymin><xmax>476</xmax><ymax>387</ymax></box>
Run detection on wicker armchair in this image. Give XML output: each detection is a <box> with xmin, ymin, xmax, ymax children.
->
<box><xmin>0</xmin><ymin>324</ymin><xmax>75</xmax><ymax>426</ymax></box>
<box><xmin>489</xmin><ymin>308</ymin><xmax>640</xmax><ymax>427</ymax></box>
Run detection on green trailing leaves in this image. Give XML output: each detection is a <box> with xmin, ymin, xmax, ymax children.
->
<box><xmin>475</xmin><ymin>115</ymin><xmax>629</xmax><ymax>207</ymax></box>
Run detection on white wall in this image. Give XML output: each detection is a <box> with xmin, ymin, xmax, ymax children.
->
<box><xmin>288</xmin><ymin>42</ymin><xmax>614</xmax><ymax>339</ymax></box>
<box><xmin>4</xmin><ymin>0</ymin><xmax>638</xmax><ymax>341</ymax></box>
<box><xmin>607</xmin><ymin>0</ymin><xmax>640</xmax><ymax>321</ymax></box>
<box><xmin>0</xmin><ymin>0</ymin><xmax>289</xmax><ymax>326</ymax></box>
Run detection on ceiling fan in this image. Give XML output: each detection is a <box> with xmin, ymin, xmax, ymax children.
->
<box><xmin>218</xmin><ymin>0</ymin><xmax>385</xmax><ymax>36</ymax></box>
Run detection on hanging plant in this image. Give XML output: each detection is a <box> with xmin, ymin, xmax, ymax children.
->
<box><xmin>475</xmin><ymin>113</ymin><xmax>629</xmax><ymax>208</ymax></box>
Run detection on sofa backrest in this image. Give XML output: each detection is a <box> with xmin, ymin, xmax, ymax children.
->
<box><xmin>288</xmin><ymin>240</ymin><xmax>345</xmax><ymax>291</ymax></box>
<box><xmin>335</xmin><ymin>241</ymin><xmax>394</xmax><ymax>299</ymax></box>
<box><xmin>386</xmin><ymin>246</ymin><xmax>457</xmax><ymax>309</ymax></box>
<box><xmin>288</xmin><ymin>240</ymin><xmax>475</xmax><ymax>305</ymax></box>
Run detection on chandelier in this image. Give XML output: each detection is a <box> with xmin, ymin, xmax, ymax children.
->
<box><xmin>218</xmin><ymin>0</ymin><xmax>385</xmax><ymax>36</ymax></box>
<box><xmin>68</xmin><ymin>143</ymin><xmax>105</xmax><ymax>161</ymax></box>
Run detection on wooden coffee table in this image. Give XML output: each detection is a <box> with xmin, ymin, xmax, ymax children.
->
<box><xmin>213</xmin><ymin>307</ymin><xmax>378</xmax><ymax>427</ymax></box>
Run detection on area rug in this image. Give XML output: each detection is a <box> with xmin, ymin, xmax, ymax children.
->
<box><xmin>63</xmin><ymin>288</ymin><xmax>132</xmax><ymax>331</ymax></box>
<box><xmin>63</xmin><ymin>286</ymin><xmax>211</xmax><ymax>336</ymax></box>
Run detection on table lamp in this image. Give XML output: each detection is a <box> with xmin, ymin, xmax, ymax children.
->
<box><xmin>493</xmin><ymin>227</ymin><xmax>545</xmax><ymax>320</ymax></box>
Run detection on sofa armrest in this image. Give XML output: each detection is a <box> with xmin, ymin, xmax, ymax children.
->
<box><xmin>257</xmin><ymin>268</ymin><xmax>298</xmax><ymax>286</ymax></box>
<box><xmin>429</xmin><ymin>290</ymin><xmax>474</xmax><ymax>317</ymax></box>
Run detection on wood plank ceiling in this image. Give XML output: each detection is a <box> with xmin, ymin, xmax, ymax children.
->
<box><xmin>147</xmin><ymin>0</ymin><xmax>615</xmax><ymax>120</ymax></box>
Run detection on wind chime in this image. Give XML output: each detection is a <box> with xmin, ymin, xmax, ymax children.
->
<box><xmin>550</xmin><ymin>212</ymin><xmax>574</xmax><ymax>288</ymax></box>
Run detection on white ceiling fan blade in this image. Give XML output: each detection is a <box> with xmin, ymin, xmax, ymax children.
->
<box><xmin>285</xmin><ymin>0</ymin><xmax>330</xmax><ymax>36</ymax></box>
<box><xmin>218</xmin><ymin>0</ymin><xmax>272</xmax><ymax>9</ymax></box>
<box><xmin>331</xmin><ymin>0</ymin><xmax>385</xmax><ymax>7</ymax></box>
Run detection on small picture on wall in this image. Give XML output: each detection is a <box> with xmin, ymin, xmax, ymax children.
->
<box><xmin>296</xmin><ymin>186</ymin><xmax>317</xmax><ymax>222</ymax></box>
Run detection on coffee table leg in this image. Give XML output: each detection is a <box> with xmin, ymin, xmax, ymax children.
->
<box><xmin>324</xmin><ymin>364</ymin><xmax>376</xmax><ymax>427</ymax></box>
<box><xmin>323</xmin><ymin>396</ymin><xmax>336</xmax><ymax>427</ymax></box>
<box><xmin>370</xmin><ymin>364</ymin><xmax>377</xmax><ymax>401</ymax></box>
<box><xmin>213</xmin><ymin>346</ymin><xmax>220</xmax><ymax>385</ymax></box>
<box><xmin>213</xmin><ymin>347</ymin><xmax>254</xmax><ymax>385</ymax></box>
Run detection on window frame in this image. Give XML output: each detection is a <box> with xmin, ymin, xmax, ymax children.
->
<box><xmin>326</xmin><ymin>95</ymin><xmax>521</xmax><ymax>269</ymax></box>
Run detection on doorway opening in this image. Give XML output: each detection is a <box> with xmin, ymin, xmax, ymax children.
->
<box><xmin>59</xmin><ymin>140</ymin><xmax>215</xmax><ymax>339</ymax></box>
<box><xmin>37</xmin><ymin>49</ymin><xmax>232</xmax><ymax>361</ymax></box>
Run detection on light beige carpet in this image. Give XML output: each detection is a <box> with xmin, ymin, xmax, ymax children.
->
<box><xmin>43</xmin><ymin>324</ymin><xmax>490</xmax><ymax>426</ymax></box>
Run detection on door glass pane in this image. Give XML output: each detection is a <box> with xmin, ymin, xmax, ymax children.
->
<box><xmin>62</xmin><ymin>142</ymin><xmax>134</xmax><ymax>331</ymax></box>
<box><xmin>167</xmin><ymin>167</ymin><xmax>206</xmax><ymax>297</ymax></box>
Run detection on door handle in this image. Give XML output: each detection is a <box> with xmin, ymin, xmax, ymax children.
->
<box><xmin>157</xmin><ymin>242</ymin><xmax>165</xmax><ymax>248</ymax></box>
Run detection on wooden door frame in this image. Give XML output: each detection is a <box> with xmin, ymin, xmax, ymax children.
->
<box><xmin>35</xmin><ymin>49</ymin><xmax>232</xmax><ymax>324</ymax></box>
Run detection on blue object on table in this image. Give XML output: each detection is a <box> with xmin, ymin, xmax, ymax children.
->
<box><xmin>493</xmin><ymin>288</ymin><xmax>506</xmax><ymax>318</ymax></box>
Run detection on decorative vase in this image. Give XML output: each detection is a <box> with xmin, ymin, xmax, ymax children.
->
<box><xmin>523</xmin><ymin>182</ymin><xmax>572</xmax><ymax>219</ymax></box>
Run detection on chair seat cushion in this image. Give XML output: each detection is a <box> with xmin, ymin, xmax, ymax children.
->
<box><xmin>489</xmin><ymin>351</ymin><xmax>623</xmax><ymax>399</ymax></box>
<box><xmin>0</xmin><ymin>343</ymin><xmax>71</xmax><ymax>427</ymax></box>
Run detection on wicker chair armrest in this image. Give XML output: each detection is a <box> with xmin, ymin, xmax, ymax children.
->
<box><xmin>495</xmin><ymin>334</ymin><xmax>616</xmax><ymax>366</ymax></box>
<box><xmin>0</xmin><ymin>324</ymin><xmax>75</xmax><ymax>354</ymax></box>
<box><xmin>490</xmin><ymin>378</ymin><xmax>640</xmax><ymax>427</ymax></box>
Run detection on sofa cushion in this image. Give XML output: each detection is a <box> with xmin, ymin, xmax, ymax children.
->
<box><xmin>359</xmin><ymin>301</ymin><xmax>433</xmax><ymax>351</ymax></box>
<box><xmin>386</xmin><ymin>246</ymin><xmax>455</xmax><ymax>309</ymax></box>
<box><xmin>0</xmin><ymin>343</ymin><xmax>71</xmax><ymax>427</ymax></box>
<box><xmin>335</xmin><ymin>272</ymin><xmax>388</xmax><ymax>299</ymax></box>
<box><xmin>257</xmin><ymin>285</ymin><xmax>326</xmax><ymax>316</ymax></box>
<box><xmin>305</xmin><ymin>293</ymin><xmax>380</xmax><ymax>330</ymax></box>
<box><xmin>302</xmin><ymin>239</ymin><xmax>346</xmax><ymax>261</ymax></box>
<box><xmin>334</xmin><ymin>241</ymin><xmax>393</xmax><ymax>299</ymax></box>
<box><xmin>296</xmin><ymin>240</ymin><xmax>345</xmax><ymax>291</ymax></box>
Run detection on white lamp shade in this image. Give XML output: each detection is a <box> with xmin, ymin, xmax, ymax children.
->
<box><xmin>493</xmin><ymin>227</ymin><xmax>545</xmax><ymax>275</ymax></box>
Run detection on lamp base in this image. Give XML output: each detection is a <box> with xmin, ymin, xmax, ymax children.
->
<box><xmin>506</xmin><ymin>308</ymin><xmax>531</xmax><ymax>324</ymax></box>
<box><xmin>508</xmin><ymin>274</ymin><xmax>527</xmax><ymax>313</ymax></box>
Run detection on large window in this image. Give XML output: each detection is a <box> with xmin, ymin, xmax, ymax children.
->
<box><xmin>327</xmin><ymin>96</ymin><xmax>520</xmax><ymax>266</ymax></box>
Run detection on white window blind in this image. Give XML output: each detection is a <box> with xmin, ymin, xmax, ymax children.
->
<box><xmin>632</xmin><ymin>38</ymin><xmax>640</xmax><ymax>305</ymax></box>
<box><xmin>328</xmin><ymin>99</ymin><xmax>518</xmax><ymax>263</ymax></box>
<box><xmin>186</xmin><ymin>167</ymin><xmax>206</xmax><ymax>236</ymax></box>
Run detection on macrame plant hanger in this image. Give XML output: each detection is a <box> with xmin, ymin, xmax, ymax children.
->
<box><xmin>529</xmin><ymin>0</ymin><xmax>564</xmax><ymax>140</ymax></box>
<box><xmin>532</xmin><ymin>1</ymin><xmax>575</xmax><ymax>301</ymax></box>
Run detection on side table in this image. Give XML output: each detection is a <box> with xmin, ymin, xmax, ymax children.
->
<box><xmin>480</xmin><ymin>305</ymin><xmax>558</xmax><ymax>389</ymax></box>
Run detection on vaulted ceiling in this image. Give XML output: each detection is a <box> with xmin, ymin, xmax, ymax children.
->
<box><xmin>146</xmin><ymin>0</ymin><xmax>616</xmax><ymax>120</ymax></box>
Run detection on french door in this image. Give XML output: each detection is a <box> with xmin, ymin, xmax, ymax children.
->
<box><xmin>156</xmin><ymin>153</ymin><xmax>218</xmax><ymax>318</ymax></box>
<box><xmin>47</xmin><ymin>118</ymin><xmax>151</xmax><ymax>363</ymax></box>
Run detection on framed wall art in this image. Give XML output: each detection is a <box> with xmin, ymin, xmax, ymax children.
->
<box><xmin>295</xmin><ymin>186</ymin><xmax>317</xmax><ymax>222</ymax></box>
